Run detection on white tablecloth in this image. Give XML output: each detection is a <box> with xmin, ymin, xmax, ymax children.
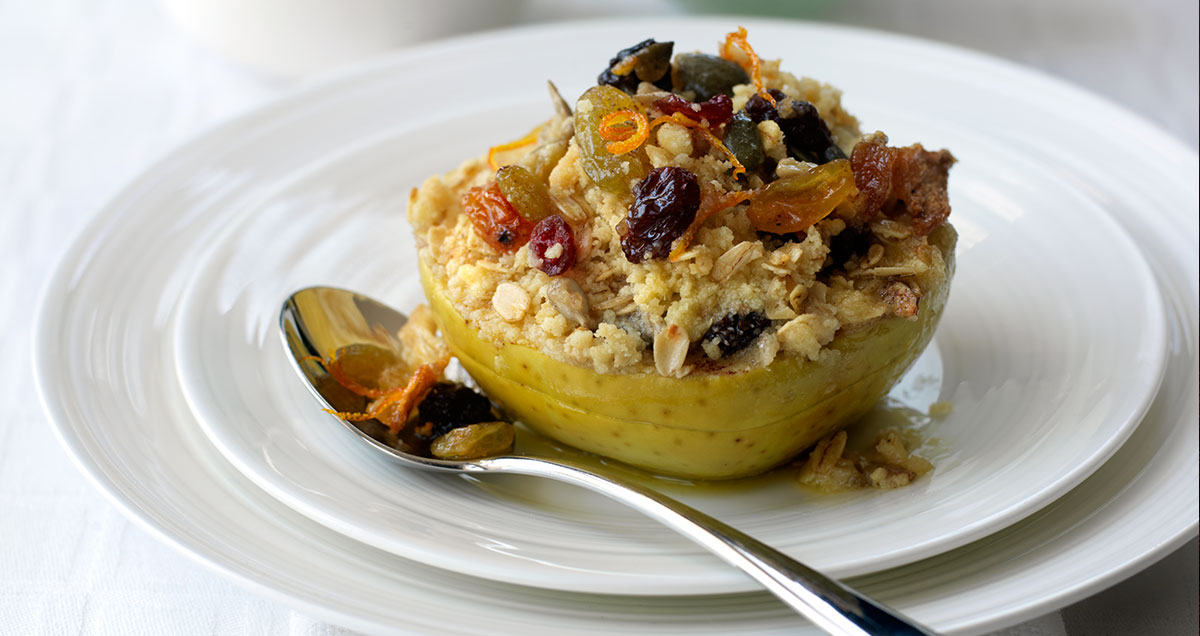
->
<box><xmin>3</xmin><ymin>0</ymin><xmax>1196</xmax><ymax>634</ymax></box>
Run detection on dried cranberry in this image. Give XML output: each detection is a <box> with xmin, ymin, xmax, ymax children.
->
<box><xmin>777</xmin><ymin>100</ymin><xmax>846</xmax><ymax>164</ymax></box>
<box><xmin>743</xmin><ymin>89</ymin><xmax>786</xmax><ymax>123</ymax></box>
<box><xmin>529</xmin><ymin>214</ymin><xmax>576</xmax><ymax>276</ymax></box>
<box><xmin>598</xmin><ymin>39</ymin><xmax>674</xmax><ymax>94</ymax></box>
<box><xmin>416</xmin><ymin>382</ymin><xmax>495</xmax><ymax>438</ymax></box>
<box><xmin>620</xmin><ymin>167</ymin><xmax>700</xmax><ymax>263</ymax></box>
<box><xmin>700</xmin><ymin>312</ymin><xmax>770</xmax><ymax>357</ymax></box>
<box><xmin>653</xmin><ymin>93</ymin><xmax>734</xmax><ymax>128</ymax></box>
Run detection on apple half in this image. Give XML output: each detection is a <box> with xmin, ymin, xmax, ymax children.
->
<box><xmin>418</xmin><ymin>225</ymin><xmax>955</xmax><ymax>480</ymax></box>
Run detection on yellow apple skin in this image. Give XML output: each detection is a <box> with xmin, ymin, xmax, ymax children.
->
<box><xmin>418</xmin><ymin>226</ymin><xmax>954</xmax><ymax>480</ymax></box>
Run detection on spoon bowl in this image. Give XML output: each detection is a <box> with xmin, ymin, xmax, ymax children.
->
<box><xmin>280</xmin><ymin>285</ymin><xmax>937</xmax><ymax>636</ymax></box>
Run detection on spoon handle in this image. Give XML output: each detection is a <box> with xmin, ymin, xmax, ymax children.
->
<box><xmin>480</xmin><ymin>455</ymin><xmax>937</xmax><ymax>636</ymax></box>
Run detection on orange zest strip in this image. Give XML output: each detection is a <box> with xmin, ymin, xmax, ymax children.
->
<box><xmin>648</xmin><ymin>113</ymin><xmax>746</xmax><ymax>178</ymax></box>
<box><xmin>668</xmin><ymin>189</ymin><xmax>753</xmax><ymax>261</ymax></box>
<box><xmin>487</xmin><ymin>126</ymin><xmax>542</xmax><ymax>172</ymax></box>
<box><xmin>596</xmin><ymin>110</ymin><xmax>746</xmax><ymax>176</ymax></box>
<box><xmin>598</xmin><ymin>109</ymin><xmax>650</xmax><ymax>155</ymax></box>
<box><xmin>721</xmin><ymin>26</ymin><xmax>774</xmax><ymax>106</ymax></box>
<box><xmin>325</xmin><ymin>356</ymin><xmax>450</xmax><ymax>433</ymax></box>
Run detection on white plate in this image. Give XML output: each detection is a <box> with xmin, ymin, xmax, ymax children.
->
<box><xmin>35</xmin><ymin>18</ymin><xmax>1198</xmax><ymax>635</ymax></box>
<box><xmin>162</xmin><ymin>19</ymin><xmax>1170</xmax><ymax>596</ymax></box>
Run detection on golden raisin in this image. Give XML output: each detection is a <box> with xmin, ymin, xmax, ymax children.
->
<box><xmin>461</xmin><ymin>181</ymin><xmax>534</xmax><ymax>252</ymax></box>
<box><xmin>495</xmin><ymin>165</ymin><xmax>556</xmax><ymax>223</ymax></box>
<box><xmin>746</xmin><ymin>159</ymin><xmax>857</xmax><ymax>234</ymax></box>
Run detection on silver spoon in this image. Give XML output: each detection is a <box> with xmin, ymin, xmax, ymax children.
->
<box><xmin>280</xmin><ymin>286</ymin><xmax>937</xmax><ymax>636</ymax></box>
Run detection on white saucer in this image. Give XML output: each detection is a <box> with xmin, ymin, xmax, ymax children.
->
<box><xmin>168</xmin><ymin>19</ymin><xmax>1166</xmax><ymax>595</ymax></box>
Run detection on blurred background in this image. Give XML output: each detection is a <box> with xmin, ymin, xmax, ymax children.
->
<box><xmin>1</xmin><ymin>0</ymin><xmax>1196</xmax><ymax>634</ymax></box>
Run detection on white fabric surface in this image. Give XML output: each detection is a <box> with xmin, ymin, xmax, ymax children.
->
<box><xmin>2</xmin><ymin>0</ymin><xmax>1196</xmax><ymax>634</ymax></box>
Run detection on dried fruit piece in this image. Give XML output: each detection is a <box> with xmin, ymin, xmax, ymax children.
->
<box><xmin>848</xmin><ymin>138</ymin><xmax>896</xmax><ymax>224</ymax></box>
<box><xmin>322</xmin><ymin>344</ymin><xmax>403</xmax><ymax>398</ymax></box>
<box><xmin>496</xmin><ymin>165</ymin><xmax>556</xmax><ymax>223</ymax></box>
<box><xmin>671</xmin><ymin>53</ymin><xmax>750</xmax><ymax>102</ymax></box>
<box><xmin>776</xmin><ymin>100</ymin><xmax>846</xmax><ymax>164</ymax></box>
<box><xmin>825</xmin><ymin>224</ymin><xmax>872</xmax><ymax>270</ymax></box>
<box><xmin>700</xmin><ymin>312</ymin><xmax>770</xmax><ymax>358</ymax></box>
<box><xmin>746</xmin><ymin>159</ymin><xmax>857</xmax><ymax>234</ymax></box>
<box><xmin>462</xmin><ymin>181</ymin><xmax>534</xmax><ymax>252</ymax></box>
<box><xmin>575</xmin><ymin>85</ymin><xmax>649</xmax><ymax>193</ymax></box>
<box><xmin>430</xmin><ymin>421</ymin><xmax>516</xmax><ymax>460</ymax></box>
<box><xmin>653</xmin><ymin>93</ymin><xmax>734</xmax><ymax>128</ymax></box>
<box><xmin>529</xmin><ymin>214</ymin><xmax>576</xmax><ymax>276</ymax></box>
<box><xmin>325</xmin><ymin>357</ymin><xmax>450</xmax><ymax>434</ymax></box>
<box><xmin>845</xmin><ymin>136</ymin><xmax>956</xmax><ymax>234</ymax></box>
<box><xmin>598</xmin><ymin>39</ymin><xmax>674</xmax><ymax>94</ymax></box>
<box><xmin>417</xmin><ymin>382</ymin><xmax>495</xmax><ymax>438</ymax></box>
<box><xmin>743</xmin><ymin>89</ymin><xmax>786</xmax><ymax>123</ymax></box>
<box><xmin>620</xmin><ymin>166</ymin><xmax>700</xmax><ymax>263</ymax></box>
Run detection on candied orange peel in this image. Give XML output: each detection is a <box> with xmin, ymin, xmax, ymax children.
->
<box><xmin>721</xmin><ymin>26</ymin><xmax>774</xmax><ymax>105</ymax></box>
<box><xmin>599</xmin><ymin>109</ymin><xmax>650</xmax><ymax>155</ymax></box>
<box><xmin>315</xmin><ymin>351</ymin><xmax>450</xmax><ymax>434</ymax></box>
<box><xmin>487</xmin><ymin>126</ymin><xmax>542</xmax><ymax>172</ymax></box>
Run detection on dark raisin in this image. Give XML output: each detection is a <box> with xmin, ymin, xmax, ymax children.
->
<box><xmin>416</xmin><ymin>382</ymin><xmax>495</xmax><ymax>439</ymax></box>
<box><xmin>776</xmin><ymin>100</ymin><xmax>846</xmax><ymax>164</ymax></box>
<box><xmin>743</xmin><ymin>89</ymin><xmax>786</xmax><ymax>123</ymax></box>
<box><xmin>653</xmin><ymin>93</ymin><xmax>733</xmax><ymax>128</ymax></box>
<box><xmin>620</xmin><ymin>166</ymin><xmax>700</xmax><ymax>263</ymax></box>
<box><xmin>529</xmin><ymin>214</ymin><xmax>576</xmax><ymax>276</ymax></box>
<box><xmin>598</xmin><ymin>39</ymin><xmax>674</xmax><ymax>94</ymax></box>
<box><xmin>700</xmin><ymin>312</ymin><xmax>770</xmax><ymax>358</ymax></box>
<box><xmin>725</xmin><ymin>111</ymin><xmax>764</xmax><ymax>172</ymax></box>
<box><xmin>825</xmin><ymin>225</ymin><xmax>871</xmax><ymax>271</ymax></box>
